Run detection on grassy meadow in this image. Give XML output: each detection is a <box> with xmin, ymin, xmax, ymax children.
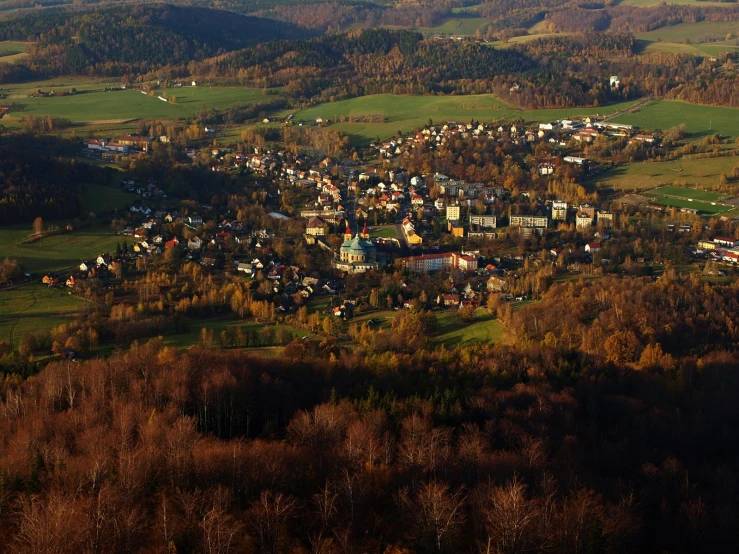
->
<box><xmin>0</xmin><ymin>225</ymin><xmax>122</xmax><ymax>274</ymax></box>
<box><xmin>2</xmin><ymin>84</ymin><xmax>273</xmax><ymax>129</ymax></box>
<box><xmin>0</xmin><ymin>40</ymin><xmax>31</xmax><ymax>64</ymax></box>
<box><xmin>0</xmin><ymin>285</ymin><xmax>86</xmax><ymax>348</ymax></box>
<box><xmin>612</xmin><ymin>100</ymin><xmax>739</xmax><ymax>140</ymax></box>
<box><xmin>291</xmin><ymin>94</ymin><xmax>638</xmax><ymax>144</ymax></box>
<box><xmin>416</xmin><ymin>17</ymin><xmax>490</xmax><ymax>36</ymax></box>
<box><xmin>635</xmin><ymin>21</ymin><xmax>739</xmax><ymax>44</ymax></box>
<box><xmin>434</xmin><ymin>309</ymin><xmax>503</xmax><ymax>348</ymax></box>
<box><xmin>590</xmin><ymin>155</ymin><xmax>739</xmax><ymax>191</ymax></box>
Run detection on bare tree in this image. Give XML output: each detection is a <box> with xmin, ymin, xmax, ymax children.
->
<box><xmin>397</xmin><ymin>480</ymin><xmax>466</xmax><ymax>553</ymax></box>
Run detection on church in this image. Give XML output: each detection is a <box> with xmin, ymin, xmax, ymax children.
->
<box><xmin>333</xmin><ymin>223</ymin><xmax>380</xmax><ymax>274</ymax></box>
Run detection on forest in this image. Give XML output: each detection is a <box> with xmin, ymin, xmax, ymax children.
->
<box><xmin>1</xmin><ymin>272</ymin><xmax>739</xmax><ymax>552</ymax></box>
<box><xmin>0</xmin><ymin>4</ymin><xmax>313</xmax><ymax>77</ymax></box>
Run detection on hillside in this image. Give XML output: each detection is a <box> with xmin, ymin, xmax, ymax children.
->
<box><xmin>0</xmin><ymin>4</ymin><xmax>314</xmax><ymax>74</ymax></box>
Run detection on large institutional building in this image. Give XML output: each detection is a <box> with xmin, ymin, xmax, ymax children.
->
<box><xmin>333</xmin><ymin>224</ymin><xmax>380</xmax><ymax>274</ymax></box>
<box><xmin>401</xmin><ymin>252</ymin><xmax>478</xmax><ymax>273</ymax></box>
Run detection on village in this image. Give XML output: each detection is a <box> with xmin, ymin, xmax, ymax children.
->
<box><xmin>33</xmin><ymin>110</ymin><xmax>732</xmax><ymax>335</ymax></box>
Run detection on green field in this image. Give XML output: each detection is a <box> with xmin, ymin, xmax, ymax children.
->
<box><xmin>84</xmin><ymin>184</ymin><xmax>134</xmax><ymax>214</ymax></box>
<box><xmin>636</xmin><ymin>21</ymin><xmax>739</xmax><ymax>44</ymax></box>
<box><xmin>0</xmin><ymin>226</ymin><xmax>121</xmax><ymax>274</ymax></box>
<box><xmin>643</xmin><ymin>185</ymin><xmax>729</xmax><ymax>202</ymax></box>
<box><xmin>0</xmin><ymin>285</ymin><xmax>86</xmax><ymax>347</ymax></box>
<box><xmin>650</xmin><ymin>196</ymin><xmax>733</xmax><ymax>215</ymax></box>
<box><xmin>434</xmin><ymin>309</ymin><xmax>503</xmax><ymax>347</ymax></box>
<box><xmin>0</xmin><ymin>40</ymin><xmax>31</xmax><ymax>64</ymax></box>
<box><xmin>590</xmin><ymin>155</ymin><xmax>739</xmax><ymax>191</ymax></box>
<box><xmin>370</xmin><ymin>226</ymin><xmax>398</xmax><ymax>239</ymax></box>
<box><xmin>3</xmin><ymin>86</ymin><xmax>271</xmax><ymax>127</ymax></box>
<box><xmin>416</xmin><ymin>17</ymin><xmax>490</xmax><ymax>36</ymax></box>
<box><xmin>291</xmin><ymin>94</ymin><xmax>637</xmax><ymax>144</ymax></box>
<box><xmin>623</xmin><ymin>0</ymin><xmax>735</xmax><ymax>6</ymax></box>
<box><xmin>487</xmin><ymin>32</ymin><xmax>575</xmax><ymax>49</ymax></box>
<box><xmin>612</xmin><ymin>100</ymin><xmax>739</xmax><ymax>139</ymax></box>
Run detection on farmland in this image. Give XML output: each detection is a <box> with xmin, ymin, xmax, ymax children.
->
<box><xmin>635</xmin><ymin>21</ymin><xmax>739</xmax><ymax>44</ymax></box>
<box><xmin>0</xmin><ymin>285</ymin><xmax>86</xmax><ymax>348</ymax></box>
<box><xmin>2</xmin><ymin>85</ymin><xmax>274</xmax><ymax>129</ymax></box>
<box><xmin>612</xmin><ymin>100</ymin><xmax>739</xmax><ymax>140</ymax></box>
<box><xmin>290</xmin><ymin>94</ymin><xmax>638</xmax><ymax>144</ymax></box>
<box><xmin>0</xmin><ymin>225</ymin><xmax>122</xmax><ymax>274</ymax></box>
<box><xmin>590</xmin><ymin>155</ymin><xmax>739</xmax><ymax>191</ymax></box>
<box><xmin>415</xmin><ymin>17</ymin><xmax>490</xmax><ymax>36</ymax></box>
<box><xmin>0</xmin><ymin>40</ymin><xmax>31</xmax><ymax>64</ymax></box>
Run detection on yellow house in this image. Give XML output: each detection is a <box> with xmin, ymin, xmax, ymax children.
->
<box><xmin>407</xmin><ymin>232</ymin><xmax>423</xmax><ymax>245</ymax></box>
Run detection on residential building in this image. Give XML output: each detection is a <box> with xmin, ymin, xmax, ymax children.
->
<box><xmin>306</xmin><ymin>216</ymin><xmax>327</xmax><ymax>236</ymax></box>
<box><xmin>552</xmin><ymin>201</ymin><xmax>568</xmax><ymax>221</ymax></box>
<box><xmin>597</xmin><ymin>211</ymin><xmax>613</xmax><ymax>227</ymax></box>
<box><xmin>469</xmin><ymin>215</ymin><xmax>497</xmax><ymax>229</ymax></box>
<box><xmin>446</xmin><ymin>204</ymin><xmax>461</xmax><ymax>222</ymax></box>
<box><xmin>576</xmin><ymin>212</ymin><xmax>594</xmax><ymax>229</ymax></box>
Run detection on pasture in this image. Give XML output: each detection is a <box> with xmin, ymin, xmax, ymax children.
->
<box><xmin>0</xmin><ymin>285</ymin><xmax>85</xmax><ymax>348</ymax></box>
<box><xmin>612</xmin><ymin>100</ymin><xmax>739</xmax><ymax>139</ymax></box>
<box><xmin>2</xmin><ymin>85</ymin><xmax>272</xmax><ymax>127</ymax></box>
<box><xmin>416</xmin><ymin>17</ymin><xmax>490</xmax><ymax>36</ymax></box>
<box><xmin>0</xmin><ymin>225</ymin><xmax>122</xmax><ymax>274</ymax></box>
<box><xmin>291</xmin><ymin>94</ymin><xmax>637</xmax><ymax>144</ymax></box>
<box><xmin>590</xmin><ymin>155</ymin><xmax>739</xmax><ymax>191</ymax></box>
<box><xmin>635</xmin><ymin>21</ymin><xmax>739</xmax><ymax>44</ymax></box>
<box><xmin>434</xmin><ymin>309</ymin><xmax>503</xmax><ymax>347</ymax></box>
<box><xmin>0</xmin><ymin>40</ymin><xmax>31</xmax><ymax>64</ymax></box>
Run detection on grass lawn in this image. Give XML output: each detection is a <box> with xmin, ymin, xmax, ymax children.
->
<box><xmin>651</xmin><ymin>196</ymin><xmax>733</xmax><ymax>215</ymax></box>
<box><xmin>370</xmin><ymin>226</ymin><xmax>398</xmax><ymax>238</ymax></box>
<box><xmin>291</xmin><ymin>94</ymin><xmax>637</xmax><ymax>144</ymax></box>
<box><xmin>642</xmin><ymin>185</ymin><xmax>728</xmax><ymax>202</ymax></box>
<box><xmin>636</xmin><ymin>21</ymin><xmax>739</xmax><ymax>44</ymax></box>
<box><xmin>589</xmin><ymin>155</ymin><xmax>739</xmax><ymax>192</ymax></box>
<box><xmin>0</xmin><ymin>285</ymin><xmax>86</xmax><ymax>348</ymax></box>
<box><xmin>84</xmin><ymin>184</ymin><xmax>134</xmax><ymax>214</ymax></box>
<box><xmin>612</xmin><ymin>100</ymin><xmax>739</xmax><ymax>140</ymax></box>
<box><xmin>0</xmin><ymin>40</ymin><xmax>31</xmax><ymax>64</ymax></box>
<box><xmin>348</xmin><ymin>309</ymin><xmax>395</xmax><ymax>331</ymax></box>
<box><xmin>0</xmin><ymin>225</ymin><xmax>122</xmax><ymax>274</ymax></box>
<box><xmin>3</xmin><ymin>86</ymin><xmax>272</xmax><ymax>128</ymax></box>
<box><xmin>433</xmin><ymin>308</ymin><xmax>503</xmax><ymax>347</ymax></box>
<box><xmin>416</xmin><ymin>17</ymin><xmax>490</xmax><ymax>36</ymax></box>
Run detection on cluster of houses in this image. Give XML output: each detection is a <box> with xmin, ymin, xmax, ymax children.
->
<box><xmin>696</xmin><ymin>236</ymin><xmax>739</xmax><ymax>263</ymax></box>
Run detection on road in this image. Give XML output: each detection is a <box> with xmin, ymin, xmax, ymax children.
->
<box><xmin>603</xmin><ymin>97</ymin><xmax>654</xmax><ymax>122</ymax></box>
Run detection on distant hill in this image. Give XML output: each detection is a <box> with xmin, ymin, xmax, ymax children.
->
<box><xmin>0</xmin><ymin>4</ymin><xmax>315</xmax><ymax>73</ymax></box>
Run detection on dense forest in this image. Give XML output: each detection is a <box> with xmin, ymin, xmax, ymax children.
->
<box><xmin>1</xmin><ymin>273</ymin><xmax>739</xmax><ymax>552</ymax></box>
<box><xmin>0</xmin><ymin>4</ymin><xmax>313</xmax><ymax>76</ymax></box>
